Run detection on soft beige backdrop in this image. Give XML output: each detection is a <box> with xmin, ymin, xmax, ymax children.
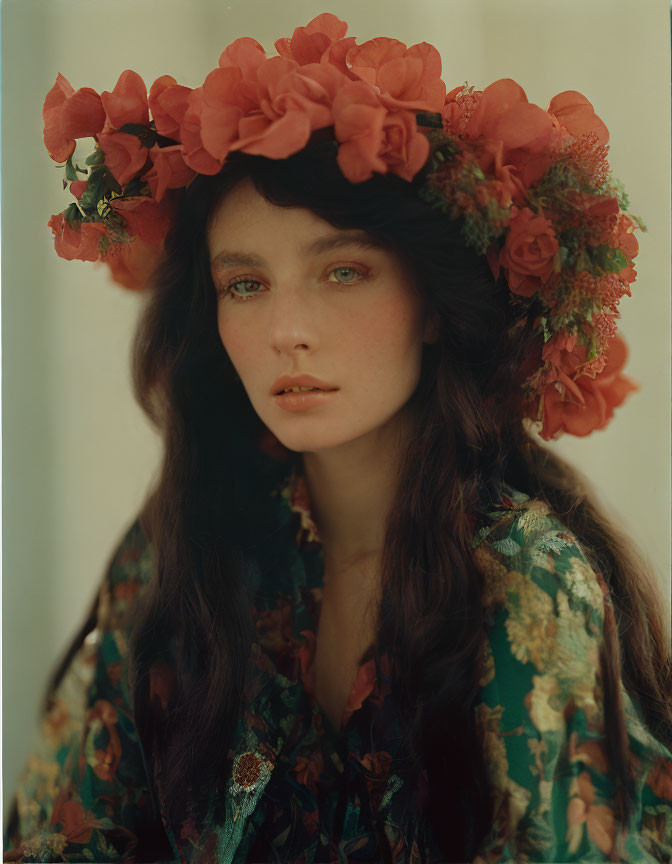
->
<box><xmin>2</xmin><ymin>0</ymin><xmax>670</xmax><ymax>818</ymax></box>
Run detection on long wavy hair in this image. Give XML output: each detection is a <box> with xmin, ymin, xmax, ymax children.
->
<box><xmin>112</xmin><ymin>139</ymin><xmax>671</xmax><ymax>860</ymax></box>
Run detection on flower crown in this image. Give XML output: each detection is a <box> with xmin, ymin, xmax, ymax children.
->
<box><xmin>42</xmin><ymin>11</ymin><xmax>644</xmax><ymax>441</ymax></box>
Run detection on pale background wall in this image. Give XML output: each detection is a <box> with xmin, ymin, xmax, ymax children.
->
<box><xmin>2</xmin><ymin>0</ymin><xmax>670</xmax><ymax>819</ymax></box>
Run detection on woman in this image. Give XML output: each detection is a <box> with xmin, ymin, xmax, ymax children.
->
<box><xmin>5</xmin><ymin>12</ymin><xmax>672</xmax><ymax>863</ymax></box>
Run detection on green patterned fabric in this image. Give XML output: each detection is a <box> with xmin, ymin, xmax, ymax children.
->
<box><xmin>4</xmin><ymin>472</ymin><xmax>672</xmax><ymax>863</ymax></box>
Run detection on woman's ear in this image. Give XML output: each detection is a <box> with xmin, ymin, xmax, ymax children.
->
<box><xmin>422</xmin><ymin>312</ymin><xmax>440</xmax><ymax>345</ymax></box>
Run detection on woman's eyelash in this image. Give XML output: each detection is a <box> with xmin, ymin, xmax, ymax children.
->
<box><xmin>218</xmin><ymin>266</ymin><xmax>367</xmax><ymax>302</ymax></box>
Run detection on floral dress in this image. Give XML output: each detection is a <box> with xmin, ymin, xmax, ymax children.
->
<box><xmin>4</xmin><ymin>469</ymin><xmax>672</xmax><ymax>863</ymax></box>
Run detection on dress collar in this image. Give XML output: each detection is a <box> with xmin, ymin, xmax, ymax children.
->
<box><xmin>280</xmin><ymin>468</ymin><xmax>323</xmax><ymax>548</ymax></box>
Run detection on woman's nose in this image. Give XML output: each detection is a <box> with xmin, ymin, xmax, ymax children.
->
<box><xmin>267</xmin><ymin>285</ymin><xmax>315</xmax><ymax>354</ymax></box>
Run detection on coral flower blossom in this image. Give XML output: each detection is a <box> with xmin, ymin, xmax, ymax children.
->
<box><xmin>148</xmin><ymin>75</ymin><xmax>193</xmax><ymax>140</ymax></box>
<box><xmin>274</xmin><ymin>11</ymin><xmax>349</xmax><ymax>66</ymax></box>
<box><xmin>98</xmin><ymin>131</ymin><xmax>149</xmax><ymax>187</ymax></box>
<box><xmin>100</xmin><ymin>69</ymin><xmax>149</xmax><ymax>132</ymax></box>
<box><xmin>546</xmin><ymin>90</ymin><xmax>609</xmax><ymax>148</ymax></box>
<box><xmin>463</xmin><ymin>78</ymin><xmax>557</xmax><ymax>188</ymax></box>
<box><xmin>532</xmin><ymin>332</ymin><xmax>638</xmax><ymax>439</ymax></box>
<box><xmin>144</xmin><ymin>144</ymin><xmax>196</xmax><ymax>202</ymax></box>
<box><xmin>346</xmin><ymin>37</ymin><xmax>446</xmax><ymax>113</ymax></box>
<box><xmin>333</xmin><ymin>80</ymin><xmax>429</xmax><ymax>183</ymax></box>
<box><xmin>48</xmin><ymin>214</ymin><xmax>108</xmax><ymax>262</ymax></box>
<box><xmin>99</xmin><ymin>237</ymin><xmax>166</xmax><ymax>291</ymax></box>
<box><xmin>43</xmin><ymin>74</ymin><xmax>106</xmax><ymax>163</ymax></box>
<box><xmin>499</xmin><ymin>206</ymin><xmax>560</xmax><ymax>297</ymax></box>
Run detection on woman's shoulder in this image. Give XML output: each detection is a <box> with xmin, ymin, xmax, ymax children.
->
<box><xmin>469</xmin><ymin>484</ymin><xmax>605</xmax><ymax>679</ymax></box>
<box><xmin>471</xmin><ymin>481</ymin><xmax>607</xmax><ymax>637</ymax></box>
<box><xmin>97</xmin><ymin>515</ymin><xmax>156</xmax><ymax>634</ymax></box>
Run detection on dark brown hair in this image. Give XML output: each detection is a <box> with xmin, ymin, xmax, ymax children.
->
<box><xmin>109</xmin><ymin>139</ymin><xmax>670</xmax><ymax>859</ymax></box>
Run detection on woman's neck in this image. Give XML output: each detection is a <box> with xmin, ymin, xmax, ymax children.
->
<box><xmin>301</xmin><ymin>405</ymin><xmax>416</xmax><ymax>569</ymax></box>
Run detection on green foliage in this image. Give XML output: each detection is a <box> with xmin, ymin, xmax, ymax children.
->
<box><xmin>118</xmin><ymin>123</ymin><xmax>157</xmax><ymax>149</ymax></box>
<box><xmin>63</xmin><ymin>202</ymin><xmax>81</xmax><ymax>229</ymax></box>
<box><xmin>85</xmin><ymin>147</ymin><xmax>105</xmax><ymax>166</ymax></box>
<box><xmin>65</xmin><ymin>156</ymin><xmax>85</xmax><ymax>182</ymax></box>
<box><xmin>414</xmin><ymin>111</ymin><xmax>443</xmax><ymax>129</ymax></box>
<box><xmin>591</xmin><ymin>245</ymin><xmax>627</xmax><ymax>275</ymax></box>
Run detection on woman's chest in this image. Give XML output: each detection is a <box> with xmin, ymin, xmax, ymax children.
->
<box><xmin>311</xmin><ymin>563</ymin><xmax>380</xmax><ymax>730</ymax></box>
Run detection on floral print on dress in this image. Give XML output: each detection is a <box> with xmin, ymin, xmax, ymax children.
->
<box><xmin>4</xmin><ymin>474</ymin><xmax>672</xmax><ymax>863</ymax></box>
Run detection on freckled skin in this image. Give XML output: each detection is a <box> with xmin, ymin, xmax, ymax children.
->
<box><xmin>208</xmin><ymin>177</ymin><xmax>437</xmax><ymax>455</ymax></box>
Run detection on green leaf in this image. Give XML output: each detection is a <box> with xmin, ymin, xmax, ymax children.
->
<box><xmin>631</xmin><ymin>213</ymin><xmax>648</xmax><ymax>232</ymax></box>
<box><xmin>65</xmin><ymin>157</ymin><xmax>79</xmax><ymax>182</ymax></box>
<box><xmin>118</xmin><ymin>122</ymin><xmax>157</xmax><ymax>148</ymax></box>
<box><xmin>85</xmin><ymin>147</ymin><xmax>105</xmax><ymax>166</ymax></box>
<box><xmin>415</xmin><ymin>111</ymin><xmax>443</xmax><ymax>128</ymax></box>
<box><xmin>593</xmin><ymin>245</ymin><xmax>627</xmax><ymax>274</ymax></box>
<box><xmin>63</xmin><ymin>202</ymin><xmax>81</xmax><ymax>229</ymax></box>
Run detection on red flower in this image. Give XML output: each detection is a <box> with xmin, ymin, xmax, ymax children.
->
<box><xmin>531</xmin><ymin>333</ymin><xmax>638</xmax><ymax>439</ymax></box>
<box><xmin>180</xmin><ymin>87</ymin><xmax>228</xmax><ymax>175</ymax></box>
<box><xmin>51</xmin><ymin>792</ymin><xmax>102</xmax><ymax>845</ymax></box>
<box><xmin>546</xmin><ymin>90</ymin><xmax>609</xmax><ymax>147</ymax></box>
<box><xmin>227</xmin><ymin>58</ymin><xmax>337</xmax><ymax>160</ymax></box>
<box><xmin>108</xmin><ymin>195</ymin><xmax>175</xmax><ymax>245</ymax></box>
<box><xmin>69</xmin><ymin>181</ymin><xmax>88</xmax><ymax>199</ymax></box>
<box><xmin>499</xmin><ymin>206</ymin><xmax>560</xmax><ymax>297</ymax></box>
<box><xmin>48</xmin><ymin>214</ymin><xmax>108</xmax><ymax>262</ymax></box>
<box><xmin>43</xmin><ymin>74</ymin><xmax>106</xmax><ymax>162</ymax></box>
<box><xmin>346</xmin><ymin>37</ymin><xmax>446</xmax><ymax>113</ymax></box>
<box><xmin>218</xmin><ymin>36</ymin><xmax>267</xmax><ymax>79</ymax></box>
<box><xmin>274</xmin><ymin>12</ymin><xmax>349</xmax><ymax>65</ymax></box>
<box><xmin>464</xmin><ymin>79</ymin><xmax>557</xmax><ymax>189</ymax></box>
<box><xmin>100</xmin><ymin>69</ymin><xmax>149</xmax><ymax>131</ymax></box>
<box><xmin>98</xmin><ymin>130</ymin><xmax>149</xmax><ymax>186</ymax></box>
<box><xmin>100</xmin><ymin>236</ymin><xmax>166</xmax><ymax>291</ymax></box>
<box><xmin>144</xmin><ymin>144</ymin><xmax>196</xmax><ymax>202</ymax></box>
<box><xmin>148</xmin><ymin>75</ymin><xmax>193</xmax><ymax>140</ymax></box>
<box><xmin>333</xmin><ymin>80</ymin><xmax>429</xmax><ymax>183</ymax></box>
<box><xmin>197</xmin><ymin>66</ymin><xmax>250</xmax><ymax>162</ymax></box>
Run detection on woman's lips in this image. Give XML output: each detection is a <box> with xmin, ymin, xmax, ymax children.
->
<box><xmin>273</xmin><ymin>388</ymin><xmax>338</xmax><ymax>412</ymax></box>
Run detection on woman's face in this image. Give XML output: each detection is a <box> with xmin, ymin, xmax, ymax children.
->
<box><xmin>208</xmin><ymin>177</ymin><xmax>437</xmax><ymax>454</ymax></box>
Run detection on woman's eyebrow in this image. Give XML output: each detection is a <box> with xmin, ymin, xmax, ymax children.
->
<box><xmin>210</xmin><ymin>231</ymin><xmax>386</xmax><ymax>271</ymax></box>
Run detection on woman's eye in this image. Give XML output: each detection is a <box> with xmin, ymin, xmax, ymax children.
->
<box><xmin>326</xmin><ymin>266</ymin><xmax>364</xmax><ymax>285</ymax></box>
<box><xmin>219</xmin><ymin>278</ymin><xmax>265</xmax><ymax>302</ymax></box>
<box><xmin>218</xmin><ymin>266</ymin><xmax>365</xmax><ymax>302</ymax></box>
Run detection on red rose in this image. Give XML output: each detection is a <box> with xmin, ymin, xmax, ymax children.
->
<box><xmin>144</xmin><ymin>144</ymin><xmax>196</xmax><ymax>202</ymax></box>
<box><xmin>48</xmin><ymin>214</ymin><xmax>108</xmax><ymax>262</ymax></box>
<box><xmin>333</xmin><ymin>80</ymin><xmax>429</xmax><ymax>183</ymax></box>
<box><xmin>98</xmin><ymin>130</ymin><xmax>149</xmax><ymax>186</ymax></box>
<box><xmin>274</xmin><ymin>12</ymin><xmax>349</xmax><ymax>65</ymax></box>
<box><xmin>148</xmin><ymin>75</ymin><xmax>193</xmax><ymax>140</ymax></box>
<box><xmin>346</xmin><ymin>37</ymin><xmax>446</xmax><ymax>113</ymax></box>
<box><xmin>100</xmin><ymin>69</ymin><xmax>149</xmax><ymax>131</ymax></box>
<box><xmin>532</xmin><ymin>333</ymin><xmax>638</xmax><ymax>439</ymax></box>
<box><xmin>43</xmin><ymin>74</ymin><xmax>106</xmax><ymax>162</ymax></box>
<box><xmin>500</xmin><ymin>206</ymin><xmax>560</xmax><ymax>297</ymax></box>
<box><xmin>546</xmin><ymin>90</ymin><xmax>609</xmax><ymax>147</ymax></box>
